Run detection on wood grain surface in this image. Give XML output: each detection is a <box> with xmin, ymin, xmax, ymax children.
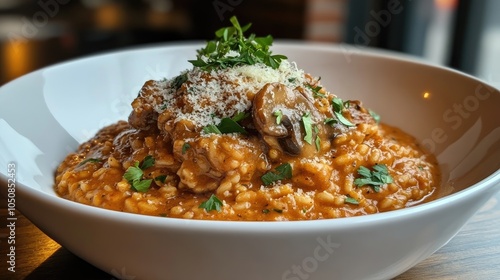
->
<box><xmin>1</xmin><ymin>191</ymin><xmax>499</xmax><ymax>280</ymax></box>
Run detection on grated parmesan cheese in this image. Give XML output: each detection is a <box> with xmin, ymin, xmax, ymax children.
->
<box><xmin>150</xmin><ymin>60</ymin><xmax>309</xmax><ymax>127</ymax></box>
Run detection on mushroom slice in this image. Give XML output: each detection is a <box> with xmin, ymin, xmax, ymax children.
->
<box><xmin>252</xmin><ymin>82</ymin><xmax>320</xmax><ymax>156</ymax></box>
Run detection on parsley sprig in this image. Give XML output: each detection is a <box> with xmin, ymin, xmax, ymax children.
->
<box><xmin>78</xmin><ymin>158</ymin><xmax>102</xmax><ymax>166</ymax></box>
<box><xmin>261</xmin><ymin>163</ymin><xmax>293</xmax><ymax>186</ymax></box>
<box><xmin>325</xmin><ymin>97</ymin><xmax>355</xmax><ymax>127</ymax></box>
<box><xmin>123</xmin><ymin>155</ymin><xmax>156</xmax><ymax>192</ymax></box>
<box><xmin>199</xmin><ymin>194</ymin><xmax>223</xmax><ymax>212</ymax></box>
<box><xmin>188</xmin><ymin>16</ymin><xmax>287</xmax><ymax>71</ymax></box>
<box><xmin>354</xmin><ymin>164</ymin><xmax>393</xmax><ymax>192</ymax></box>
<box><xmin>203</xmin><ymin>112</ymin><xmax>249</xmax><ymax>135</ymax></box>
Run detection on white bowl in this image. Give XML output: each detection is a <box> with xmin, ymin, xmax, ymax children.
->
<box><xmin>1</xmin><ymin>42</ymin><xmax>499</xmax><ymax>280</ymax></box>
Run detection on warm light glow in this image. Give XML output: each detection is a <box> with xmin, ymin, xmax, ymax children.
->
<box><xmin>435</xmin><ymin>0</ymin><xmax>457</xmax><ymax>10</ymax></box>
<box><xmin>95</xmin><ymin>3</ymin><xmax>124</xmax><ymax>30</ymax></box>
<box><xmin>423</xmin><ymin>92</ymin><xmax>431</xmax><ymax>99</ymax></box>
<box><xmin>3</xmin><ymin>39</ymin><xmax>33</xmax><ymax>82</ymax></box>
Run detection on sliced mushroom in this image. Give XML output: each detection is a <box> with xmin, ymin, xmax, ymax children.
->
<box><xmin>252</xmin><ymin>82</ymin><xmax>321</xmax><ymax>156</ymax></box>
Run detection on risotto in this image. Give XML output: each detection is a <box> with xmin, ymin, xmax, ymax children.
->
<box><xmin>55</xmin><ymin>17</ymin><xmax>440</xmax><ymax>221</ymax></box>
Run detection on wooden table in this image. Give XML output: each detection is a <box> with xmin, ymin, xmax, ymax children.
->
<box><xmin>1</xmin><ymin>191</ymin><xmax>499</xmax><ymax>280</ymax></box>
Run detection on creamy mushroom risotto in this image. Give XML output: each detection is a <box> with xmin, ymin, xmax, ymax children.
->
<box><xmin>55</xmin><ymin>17</ymin><xmax>440</xmax><ymax>221</ymax></box>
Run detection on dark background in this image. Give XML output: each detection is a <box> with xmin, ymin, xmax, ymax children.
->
<box><xmin>0</xmin><ymin>0</ymin><xmax>497</xmax><ymax>86</ymax></box>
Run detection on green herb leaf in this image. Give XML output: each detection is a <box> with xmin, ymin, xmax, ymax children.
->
<box><xmin>133</xmin><ymin>179</ymin><xmax>153</xmax><ymax>192</ymax></box>
<box><xmin>141</xmin><ymin>155</ymin><xmax>155</xmax><ymax>170</ymax></box>
<box><xmin>315</xmin><ymin>135</ymin><xmax>321</xmax><ymax>151</ymax></box>
<box><xmin>306</xmin><ymin>78</ymin><xmax>326</xmax><ymax>98</ymax></box>
<box><xmin>302</xmin><ymin>112</ymin><xmax>314</xmax><ymax>145</ymax></box>
<box><xmin>199</xmin><ymin>194</ymin><xmax>223</xmax><ymax>212</ymax></box>
<box><xmin>172</xmin><ymin>73</ymin><xmax>188</xmax><ymax>90</ymax></box>
<box><xmin>124</xmin><ymin>156</ymin><xmax>156</xmax><ymax>192</ymax></box>
<box><xmin>330</xmin><ymin>97</ymin><xmax>355</xmax><ymax>127</ymax></box>
<box><xmin>188</xmin><ymin>16</ymin><xmax>287</xmax><ymax>70</ymax></box>
<box><xmin>324</xmin><ymin>117</ymin><xmax>337</xmax><ymax>126</ymax></box>
<box><xmin>182</xmin><ymin>143</ymin><xmax>191</xmax><ymax>154</ymax></box>
<box><xmin>261</xmin><ymin>163</ymin><xmax>293</xmax><ymax>186</ymax></box>
<box><xmin>203</xmin><ymin>115</ymin><xmax>248</xmax><ymax>135</ymax></box>
<box><xmin>78</xmin><ymin>158</ymin><xmax>102</xmax><ymax>166</ymax></box>
<box><xmin>273</xmin><ymin>110</ymin><xmax>283</xmax><ymax>125</ymax></box>
<box><xmin>231</xmin><ymin>111</ymin><xmax>250</xmax><ymax>122</ymax></box>
<box><xmin>334</xmin><ymin>112</ymin><xmax>355</xmax><ymax>127</ymax></box>
<box><xmin>217</xmin><ymin>117</ymin><xmax>247</xmax><ymax>134</ymax></box>
<box><xmin>123</xmin><ymin>162</ymin><xmax>143</xmax><ymax>183</ymax></box>
<box><xmin>154</xmin><ymin>175</ymin><xmax>167</xmax><ymax>183</ymax></box>
<box><xmin>354</xmin><ymin>164</ymin><xmax>393</xmax><ymax>192</ymax></box>
<box><xmin>203</xmin><ymin>124</ymin><xmax>222</xmax><ymax>134</ymax></box>
<box><xmin>345</xmin><ymin>196</ymin><xmax>359</xmax><ymax>205</ymax></box>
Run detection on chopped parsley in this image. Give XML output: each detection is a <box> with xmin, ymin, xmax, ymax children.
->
<box><xmin>199</xmin><ymin>194</ymin><xmax>223</xmax><ymax>212</ymax></box>
<box><xmin>327</xmin><ymin>97</ymin><xmax>355</xmax><ymax>127</ymax></box>
<box><xmin>261</xmin><ymin>163</ymin><xmax>293</xmax><ymax>186</ymax></box>
<box><xmin>302</xmin><ymin>112</ymin><xmax>314</xmax><ymax>145</ymax></box>
<box><xmin>203</xmin><ymin>124</ymin><xmax>222</xmax><ymax>134</ymax></box>
<box><xmin>354</xmin><ymin>164</ymin><xmax>393</xmax><ymax>193</ymax></box>
<box><xmin>78</xmin><ymin>158</ymin><xmax>102</xmax><ymax>166</ymax></box>
<box><xmin>140</xmin><ymin>155</ymin><xmax>155</xmax><ymax>169</ymax></box>
<box><xmin>154</xmin><ymin>175</ymin><xmax>167</xmax><ymax>184</ymax></box>
<box><xmin>306</xmin><ymin>78</ymin><xmax>326</xmax><ymax>98</ymax></box>
<box><xmin>181</xmin><ymin>143</ymin><xmax>191</xmax><ymax>154</ymax></box>
<box><xmin>203</xmin><ymin>113</ymin><xmax>248</xmax><ymax>135</ymax></box>
<box><xmin>217</xmin><ymin>117</ymin><xmax>247</xmax><ymax>134</ymax></box>
<box><xmin>188</xmin><ymin>16</ymin><xmax>287</xmax><ymax>71</ymax></box>
<box><xmin>231</xmin><ymin>111</ymin><xmax>250</xmax><ymax>122</ymax></box>
<box><xmin>123</xmin><ymin>155</ymin><xmax>155</xmax><ymax>192</ymax></box>
<box><xmin>314</xmin><ymin>126</ymin><xmax>321</xmax><ymax>151</ymax></box>
<box><xmin>345</xmin><ymin>196</ymin><xmax>359</xmax><ymax>205</ymax></box>
<box><xmin>273</xmin><ymin>110</ymin><xmax>283</xmax><ymax>125</ymax></box>
<box><xmin>172</xmin><ymin>73</ymin><xmax>188</xmax><ymax>90</ymax></box>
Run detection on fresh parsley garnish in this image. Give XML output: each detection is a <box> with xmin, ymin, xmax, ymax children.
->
<box><xmin>327</xmin><ymin>97</ymin><xmax>355</xmax><ymax>127</ymax></box>
<box><xmin>273</xmin><ymin>110</ymin><xmax>283</xmax><ymax>125</ymax></box>
<box><xmin>302</xmin><ymin>112</ymin><xmax>314</xmax><ymax>145</ymax></box>
<box><xmin>203</xmin><ymin>124</ymin><xmax>222</xmax><ymax>134</ymax></box>
<box><xmin>78</xmin><ymin>158</ymin><xmax>102</xmax><ymax>166</ymax></box>
<box><xmin>261</xmin><ymin>163</ymin><xmax>293</xmax><ymax>186</ymax></box>
<box><xmin>199</xmin><ymin>194</ymin><xmax>223</xmax><ymax>212</ymax></box>
<box><xmin>181</xmin><ymin>143</ymin><xmax>191</xmax><ymax>154</ymax></box>
<box><xmin>231</xmin><ymin>111</ymin><xmax>250</xmax><ymax>122</ymax></box>
<box><xmin>203</xmin><ymin>113</ymin><xmax>248</xmax><ymax>135</ymax></box>
<box><xmin>217</xmin><ymin>117</ymin><xmax>247</xmax><ymax>134</ymax></box>
<box><xmin>306</xmin><ymin>78</ymin><xmax>326</xmax><ymax>98</ymax></box>
<box><xmin>345</xmin><ymin>196</ymin><xmax>359</xmax><ymax>205</ymax></box>
<box><xmin>188</xmin><ymin>16</ymin><xmax>287</xmax><ymax>70</ymax></box>
<box><xmin>172</xmin><ymin>73</ymin><xmax>188</xmax><ymax>90</ymax></box>
<box><xmin>314</xmin><ymin>125</ymin><xmax>321</xmax><ymax>151</ymax></box>
<box><xmin>354</xmin><ymin>164</ymin><xmax>393</xmax><ymax>192</ymax></box>
<box><xmin>140</xmin><ymin>155</ymin><xmax>155</xmax><ymax>169</ymax></box>
<box><xmin>154</xmin><ymin>175</ymin><xmax>167</xmax><ymax>184</ymax></box>
<box><xmin>124</xmin><ymin>155</ymin><xmax>155</xmax><ymax>192</ymax></box>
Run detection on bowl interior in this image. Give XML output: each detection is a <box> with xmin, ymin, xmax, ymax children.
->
<box><xmin>1</xmin><ymin>42</ymin><xmax>499</xmax><ymax>204</ymax></box>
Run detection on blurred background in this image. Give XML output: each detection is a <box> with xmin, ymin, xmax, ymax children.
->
<box><xmin>0</xmin><ymin>0</ymin><xmax>499</xmax><ymax>87</ymax></box>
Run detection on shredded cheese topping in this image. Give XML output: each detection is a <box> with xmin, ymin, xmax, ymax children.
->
<box><xmin>146</xmin><ymin>60</ymin><xmax>307</xmax><ymax>127</ymax></box>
